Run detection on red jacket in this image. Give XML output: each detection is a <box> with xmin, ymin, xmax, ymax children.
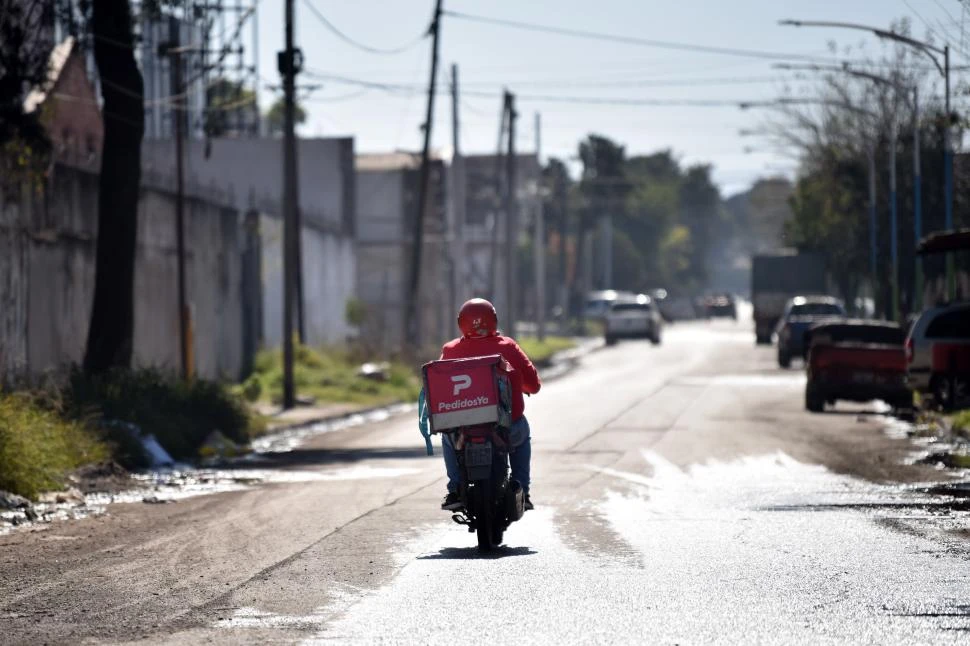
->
<box><xmin>440</xmin><ymin>335</ymin><xmax>541</xmax><ymax>420</ymax></box>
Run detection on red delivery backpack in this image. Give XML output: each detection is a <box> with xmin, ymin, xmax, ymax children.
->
<box><xmin>422</xmin><ymin>354</ymin><xmax>513</xmax><ymax>432</ymax></box>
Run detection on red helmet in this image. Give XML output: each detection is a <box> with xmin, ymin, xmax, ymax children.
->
<box><xmin>457</xmin><ymin>298</ymin><xmax>498</xmax><ymax>338</ymax></box>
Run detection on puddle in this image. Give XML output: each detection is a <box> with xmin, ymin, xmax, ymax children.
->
<box><xmin>675</xmin><ymin>373</ymin><xmax>806</xmax><ymax>388</ymax></box>
<box><xmin>2</xmin><ymin>403</ymin><xmax>417</xmax><ymax>535</ymax></box>
<box><xmin>251</xmin><ymin>403</ymin><xmax>414</xmax><ymax>454</ymax></box>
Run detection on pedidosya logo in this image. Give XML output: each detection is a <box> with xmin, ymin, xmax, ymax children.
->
<box><xmin>440</xmin><ymin>374</ymin><xmax>489</xmax><ymax>411</ymax></box>
<box><xmin>437</xmin><ymin>396</ymin><xmax>490</xmax><ymax>412</ymax></box>
<box><xmin>451</xmin><ymin>374</ymin><xmax>472</xmax><ymax>396</ymax></box>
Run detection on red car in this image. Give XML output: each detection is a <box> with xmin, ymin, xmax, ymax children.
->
<box><xmin>804</xmin><ymin>320</ymin><xmax>911</xmax><ymax>413</ymax></box>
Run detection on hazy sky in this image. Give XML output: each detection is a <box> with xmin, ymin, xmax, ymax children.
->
<box><xmin>253</xmin><ymin>0</ymin><xmax>969</xmax><ymax>195</ymax></box>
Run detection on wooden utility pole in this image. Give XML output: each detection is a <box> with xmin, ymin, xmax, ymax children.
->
<box><xmin>504</xmin><ymin>90</ymin><xmax>518</xmax><ymax>338</ymax></box>
<box><xmin>404</xmin><ymin>0</ymin><xmax>444</xmax><ymax>345</ymax></box>
<box><xmin>450</xmin><ymin>63</ymin><xmax>465</xmax><ymax>320</ymax></box>
<box><xmin>280</xmin><ymin>0</ymin><xmax>302</xmax><ymax>408</ymax></box>
<box><xmin>488</xmin><ymin>98</ymin><xmax>508</xmax><ymax>301</ymax></box>
<box><xmin>161</xmin><ymin>17</ymin><xmax>191</xmax><ymax>380</ymax></box>
<box><xmin>534</xmin><ymin>112</ymin><xmax>546</xmax><ymax>341</ymax></box>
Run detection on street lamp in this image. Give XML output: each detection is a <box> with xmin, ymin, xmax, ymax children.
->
<box><xmin>779</xmin><ymin>19</ymin><xmax>954</xmax><ymax>303</ymax></box>
<box><xmin>741</xmin><ymin>97</ymin><xmax>883</xmax><ymax>316</ymax></box>
<box><xmin>774</xmin><ymin>62</ymin><xmax>915</xmax><ymax>319</ymax></box>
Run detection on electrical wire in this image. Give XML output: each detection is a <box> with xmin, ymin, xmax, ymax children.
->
<box><xmin>301</xmin><ymin>0</ymin><xmax>429</xmax><ymax>55</ymax></box>
<box><xmin>442</xmin><ymin>9</ymin><xmax>855</xmax><ymax>63</ymax></box>
<box><xmin>301</xmin><ymin>71</ymin><xmax>777</xmax><ymax>107</ymax></box>
<box><xmin>462</xmin><ymin>75</ymin><xmax>791</xmax><ymax>90</ymax></box>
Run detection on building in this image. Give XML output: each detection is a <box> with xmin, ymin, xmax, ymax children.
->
<box><xmin>355</xmin><ymin>152</ymin><xmax>448</xmax><ymax>350</ymax></box>
<box><xmin>22</xmin><ymin>36</ymin><xmax>103</xmax><ymax>173</ymax></box>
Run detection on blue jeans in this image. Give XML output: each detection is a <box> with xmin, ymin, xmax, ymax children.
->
<box><xmin>443</xmin><ymin>416</ymin><xmax>531</xmax><ymax>496</ymax></box>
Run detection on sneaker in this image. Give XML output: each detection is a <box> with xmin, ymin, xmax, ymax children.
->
<box><xmin>441</xmin><ymin>491</ymin><xmax>462</xmax><ymax>510</ymax></box>
<box><xmin>524</xmin><ymin>495</ymin><xmax>534</xmax><ymax>511</ymax></box>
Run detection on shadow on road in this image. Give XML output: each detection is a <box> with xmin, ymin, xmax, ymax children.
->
<box><xmin>220</xmin><ymin>446</ymin><xmax>431</xmax><ymax>470</ymax></box>
<box><xmin>417</xmin><ymin>545</ymin><xmax>538</xmax><ymax>560</ymax></box>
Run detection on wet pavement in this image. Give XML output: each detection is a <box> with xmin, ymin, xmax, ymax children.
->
<box><xmin>2</xmin><ymin>319</ymin><xmax>970</xmax><ymax>644</ymax></box>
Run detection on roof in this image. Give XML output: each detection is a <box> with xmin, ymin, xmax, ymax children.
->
<box><xmin>790</xmin><ymin>295</ymin><xmax>840</xmax><ymax>305</ymax></box>
<box><xmin>23</xmin><ymin>37</ymin><xmax>76</xmax><ymax>114</ymax></box>
<box><xmin>810</xmin><ymin>318</ymin><xmax>900</xmax><ymax>330</ymax></box>
<box><xmin>917</xmin><ymin>228</ymin><xmax>970</xmax><ymax>255</ymax></box>
<box><xmin>356</xmin><ymin>150</ymin><xmax>443</xmax><ymax>172</ymax></box>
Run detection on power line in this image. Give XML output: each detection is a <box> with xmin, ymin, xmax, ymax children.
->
<box><xmin>300</xmin><ymin>71</ymin><xmax>762</xmax><ymax>107</ymax></box>
<box><xmin>301</xmin><ymin>0</ymin><xmax>429</xmax><ymax>55</ymax></box>
<box><xmin>442</xmin><ymin>9</ymin><xmax>856</xmax><ymax>63</ymax></box>
<box><xmin>462</xmin><ymin>74</ymin><xmax>792</xmax><ymax>89</ymax></box>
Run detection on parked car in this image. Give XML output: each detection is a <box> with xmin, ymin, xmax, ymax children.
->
<box><xmin>775</xmin><ymin>296</ymin><xmax>846</xmax><ymax>368</ymax></box>
<box><xmin>657</xmin><ymin>295</ymin><xmax>697</xmax><ymax>322</ymax></box>
<box><xmin>584</xmin><ymin>290</ymin><xmax>636</xmax><ymax>322</ymax></box>
<box><xmin>804</xmin><ymin>320</ymin><xmax>910</xmax><ymax>413</ymax></box>
<box><xmin>704</xmin><ymin>293</ymin><xmax>738</xmax><ymax>319</ymax></box>
<box><xmin>604</xmin><ymin>296</ymin><xmax>663</xmax><ymax>346</ymax></box>
<box><xmin>905</xmin><ymin>302</ymin><xmax>970</xmax><ymax>409</ymax></box>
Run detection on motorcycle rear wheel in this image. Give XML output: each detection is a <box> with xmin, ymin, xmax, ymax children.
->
<box><xmin>475</xmin><ymin>488</ymin><xmax>495</xmax><ymax>553</ymax></box>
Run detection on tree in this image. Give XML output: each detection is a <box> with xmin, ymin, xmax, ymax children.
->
<box><xmin>576</xmin><ymin>135</ymin><xmax>627</xmax><ymax>300</ymax></box>
<box><xmin>265</xmin><ymin>96</ymin><xmax>306</xmax><ymax>136</ymax></box>
<box><xmin>0</xmin><ymin>0</ymin><xmax>56</xmax><ymax>188</ymax></box>
<box><xmin>204</xmin><ymin>77</ymin><xmax>257</xmax><ymax>138</ymax></box>
<box><xmin>767</xmin><ymin>19</ymin><xmax>969</xmax><ymax>313</ymax></box>
<box><xmin>83</xmin><ymin>0</ymin><xmax>145</xmax><ymax>373</ymax></box>
<box><xmin>678</xmin><ymin>163</ymin><xmax>723</xmax><ymax>287</ymax></box>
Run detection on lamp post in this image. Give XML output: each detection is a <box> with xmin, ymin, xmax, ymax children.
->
<box><xmin>741</xmin><ymin>98</ymin><xmax>884</xmax><ymax>315</ymax></box>
<box><xmin>779</xmin><ymin>20</ymin><xmax>953</xmax><ymax>303</ymax></box>
<box><xmin>775</xmin><ymin>62</ymin><xmax>912</xmax><ymax>320</ymax></box>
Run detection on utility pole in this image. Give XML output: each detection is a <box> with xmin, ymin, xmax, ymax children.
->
<box><xmin>890</xmin><ymin>111</ymin><xmax>899</xmax><ymax>321</ymax></box>
<box><xmin>161</xmin><ymin>18</ymin><xmax>191</xmax><ymax>380</ymax></box>
<box><xmin>944</xmin><ymin>45</ymin><xmax>955</xmax><ymax>301</ymax></box>
<box><xmin>404</xmin><ymin>0</ymin><xmax>443</xmax><ymax>345</ymax></box>
<box><xmin>867</xmin><ymin>142</ymin><xmax>878</xmax><ymax>315</ymax></box>
<box><xmin>504</xmin><ymin>90</ymin><xmax>518</xmax><ymax>338</ymax></box>
<box><xmin>534</xmin><ymin>112</ymin><xmax>546</xmax><ymax>341</ymax></box>
<box><xmin>558</xmin><ymin>171</ymin><xmax>569</xmax><ymax>323</ymax></box>
<box><xmin>450</xmin><ymin>63</ymin><xmax>465</xmax><ymax>318</ymax></box>
<box><xmin>279</xmin><ymin>0</ymin><xmax>303</xmax><ymax>408</ymax></box>
<box><xmin>601</xmin><ymin>214</ymin><xmax>613</xmax><ymax>288</ymax></box>
<box><xmin>488</xmin><ymin>97</ymin><xmax>508</xmax><ymax>301</ymax></box>
<box><xmin>913</xmin><ymin>85</ymin><xmax>923</xmax><ymax>312</ymax></box>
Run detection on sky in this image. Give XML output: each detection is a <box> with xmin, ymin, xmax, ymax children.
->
<box><xmin>252</xmin><ymin>0</ymin><xmax>970</xmax><ymax>196</ymax></box>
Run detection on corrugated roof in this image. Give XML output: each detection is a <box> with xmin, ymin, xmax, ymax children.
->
<box><xmin>23</xmin><ymin>37</ymin><xmax>76</xmax><ymax>114</ymax></box>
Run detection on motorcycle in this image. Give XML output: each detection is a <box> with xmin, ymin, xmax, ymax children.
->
<box><xmin>445</xmin><ymin>423</ymin><xmax>525</xmax><ymax>551</ymax></box>
<box><xmin>420</xmin><ymin>355</ymin><xmax>526</xmax><ymax>553</ymax></box>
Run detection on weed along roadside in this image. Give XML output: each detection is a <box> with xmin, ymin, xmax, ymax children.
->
<box><xmin>0</xmin><ymin>338</ymin><xmax>594</xmax><ymax>533</ymax></box>
<box><xmin>0</xmin><ymin>367</ymin><xmax>262</xmax><ymax>502</ymax></box>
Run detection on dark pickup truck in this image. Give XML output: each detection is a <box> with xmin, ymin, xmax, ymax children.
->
<box><xmin>776</xmin><ymin>296</ymin><xmax>846</xmax><ymax>368</ymax></box>
<box><xmin>804</xmin><ymin>320</ymin><xmax>911</xmax><ymax>413</ymax></box>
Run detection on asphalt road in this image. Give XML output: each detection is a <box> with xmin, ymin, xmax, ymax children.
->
<box><xmin>2</xmin><ymin>319</ymin><xmax>970</xmax><ymax>645</ymax></box>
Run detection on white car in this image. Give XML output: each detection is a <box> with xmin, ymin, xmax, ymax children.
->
<box><xmin>905</xmin><ymin>302</ymin><xmax>970</xmax><ymax>407</ymax></box>
<box><xmin>604</xmin><ymin>297</ymin><xmax>663</xmax><ymax>346</ymax></box>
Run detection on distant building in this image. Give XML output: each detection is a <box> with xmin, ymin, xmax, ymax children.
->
<box><xmin>22</xmin><ymin>37</ymin><xmax>103</xmax><ymax>172</ymax></box>
<box><xmin>459</xmin><ymin>153</ymin><xmax>541</xmax><ymax>327</ymax></box>
<box><xmin>355</xmin><ymin>152</ymin><xmax>448</xmax><ymax>349</ymax></box>
<box><xmin>354</xmin><ymin>151</ymin><xmax>539</xmax><ymax>347</ymax></box>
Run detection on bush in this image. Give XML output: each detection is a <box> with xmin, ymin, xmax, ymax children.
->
<box><xmin>953</xmin><ymin>409</ymin><xmax>970</xmax><ymax>433</ymax></box>
<box><xmin>0</xmin><ymin>393</ymin><xmax>108</xmax><ymax>498</ymax></box>
<box><xmin>516</xmin><ymin>336</ymin><xmax>576</xmax><ymax>365</ymax></box>
<box><xmin>65</xmin><ymin>367</ymin><xmax>264</xmax><ymax>462</ymax></box>
<box><xmin>243</xmin><ymin>343</ymin><xmax>421</xmax><ymax>406</ymax></box>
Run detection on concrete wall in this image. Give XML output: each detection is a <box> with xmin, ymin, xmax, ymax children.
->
<box><xmin>260</xmin><ymin>214</ymin><xmax>355</xmax><ymax>347</ymax></box>
<box><xmin>354</xmin><ymin>160</ymin><xmax>449</xmax><ymax>349</ymax></box>
<box><xmin>143</xmin><ymin>137</ymin><xmax>358</xmax><ymax>348</ymax></box>
<box><xmin>0</xmin><ymin>165</ymin><xmax>263</xmax><ymax>382</ymax></box>
<box><xmin>142</xmin><ymin>137</ymin><xmax>355</xmax><ymax>235</ymax></box>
